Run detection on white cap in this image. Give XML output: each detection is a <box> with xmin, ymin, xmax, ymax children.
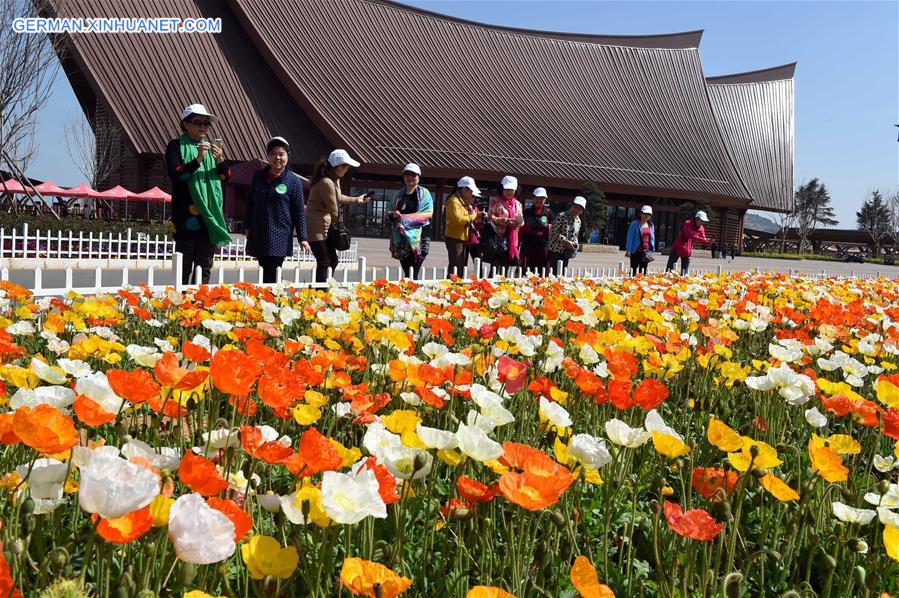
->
<box><xmin>695</xmin><ymin>210</ymin><xmax>709</xmax><ymax>222</ymax></box>
<box><xmin>501</xmin><ymin>175</ymin><xmax>518</xmax><ymax>190</ymax></box>
<box><xmin>328</xmin><ymin>149</ymin><xmax>361</xmax><ymax>168</ymax></box>
<box><xmin>532</xmin><ymin>187</ymin><xmax>548</xmax><ymax>198</ymax></box>
<box><xmin>402</xmin><ymin>163</ymin><xmax>421</xmax><ymax>176</ymax></box>
<box><xmin>573</xmin><ymin>196</ymin><xmax>587</xmax><ymax>209</ymax></box>
<box><xmin>180</xmin><ymin>103</ymin><xmax>216</xmax><ymax>123</ymax></box>
<box><xmin>456</xmin><ymin>176</ymin><xmax>482</xmax><ymax>197</ymax></box>
<box><xmin>641</xmin><ymin>205</ymin><xmax>653</xmax><ymax>215</ymax></box>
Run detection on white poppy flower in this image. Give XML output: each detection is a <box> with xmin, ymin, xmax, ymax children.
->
<box><xmin>320</xmin><ymin>469</ymin><xmax>387</xmax><ymax>524</ymax></box>
<box><xmin>878</xmin><ymin>507</ymin><xmax>899</xmax><ymax>527</ymax></box>
<box><xmin>257</xmin><ymin>491</ymin><xmax>281</xmax><ymax>513</ymax></box>
<box><xmin>168</xmin><ymin>494</ymin><xmax>236</xmax><ymax>564</ymax></box>
<box><xmin>10</xmin><ymin>386</ymin><xmax>75</xmax><ymax>410</ymax></box>
<box><xmin>415</xmin><ymin>425</ymin><xmax>459</xmax><ymax>450</ymax></box>
<box><xmin>466</xmin><ymin>410</ymin><xmax>497</xmax><ymax>434</ymax></box>
<box><xmin>539</xmin><ymin>397</ymin><xmax>572</xmax><ymax>429</ymax></box>
<box><xmin>56</xmin><ymin>359</ymin><xmax>92</xmax><ymax>378</ymax></box>
<box><xmin>769</xmin><ymin>343</ymin><xmax>802</xmax><ymax>363</ymax></box>
<box><xmin>6</xmin><ymin>321</ymin><xmax>35</xmax><ymax>335</ymax></box>
<box><xmin>644</xmin><ymin>409</ymin><xmax>682</xmax><ymax>441</ymax></box>
<box><xmin>75</xmin><ymin>372</ymin><xmax>126</xmax><ymax>414</ymax></box>
<box><xmin>201</xmin><ymin>319</ymin><xmax>233</xmax><ymax>334</ymax></box>
<box><xmin>864</xmin><ymin>483</ymin><xmax>899</xmax><ymax>507</ymax></box>
<box><xmin>604</xmin><ymin>419</ymin><xmax>651</xmax><ymax>448</ymax></box>
<box><xmin>831</xmin><ymin>502</ymin><xmax>877</xmax><ymax>525</ymax></box>
<box><xmin>804</xmin><ymin>407</ymin><xmax>827</xmax><ymax>428</ymax></box>
<box><xmin>380</xmin><ymin>444</ymin><xmax>433</xmax><ymax>480</ymax></box>
<box><xmin>455</xmin><ymin>423</ymin><xmax>503</xmax><ymax>462</ymax></box>
<box><xmin>579</xmin><ymin>343</ymin><xmax>600</xmax><ymax>365</ymax></box>
<box><xmin>125</xmin><ymin>344</ymin><xmax>163</xmax><ymax>368</ymax></box>
<box><xmin>568</xmin><ymin>434</ymin><xmax>612</xmax><ymax>470</ymax></box>
<box><xmin>78</xmin><ymin>455</ymin><xmax>159</xmax><ymax>519</ymax></box>
<box><xmin>121</xmin><ymin>440</ymin><xmax>181</xmax><ymax>471</ymax></box>
<box><xmin>362</xmin><ymin>422</ymin><xmax>402</xmax><ymax>461</ymax></box>
<box><xmin>30</xmin><ymin>358</ymin><xmax>67</xmax><ymax>384</ymax></box>
<box><xmin>874</xmin><ymin>455</ymin><xmax>896</xmax><ymax>473</ymax></box>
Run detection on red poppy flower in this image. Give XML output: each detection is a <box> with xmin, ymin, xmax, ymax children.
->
<box><xmin>360</xmin><ymin>457</ymin><xmax>400</xmax><ymax>504</ymax></box>
<box><xmin>0</xmin><ymin>413</ymin><xmax>19</xmax><ymax>445</ymax></box>
<box><xmin>633</xmin><ymin>378</ymin><xmax>669</xmax><ymax>410</ymax></box>
<box><xmin>882</xmin><ymin>408</ymin><xmax>899</xmax><ymax>440</ymax></box>
<box><xmin>417</xmin><ymin>363</ymin><xmax>448</xmax><ymax>386</ymax></box>
<box><xmin>73</xmin><ymin>395</ymin><xmax>116</xmax><ymax>427</ymax></box>
<box><xmin>427</xmin><ymin>318</ymin><xmax>455</xmax><ymax>346</ymax></box>
<box><xmin>96</xmin><ymin>506</ymin><xmax>153</xmax><ymax>544</ymax></box>
<box><xmin>417</xmin><ymin>387</ymin><xmax>447</xmax><ymax>409</ymax></box>
<box><xmin>240</xmin><ymin>425</ymin><xmax>294</xmax><ymax>464</ymax></box>
<box><xmin>245</xmin><ymin>338</ymin><xmax>289</xmax><ymax>369</ymax></box>
<box><xmin>178</xmin><ymin>451</ymin><xmax>229</xmax><ymax>496</ymax></box>
<box><xmin>663</xmin><ymin>501</ymin><xmax>723</xmax><ymax>542</ymax></box>
<box><xmin>691</xmin><ymin>467</ymin><xmax>738</xmax><ymax>502</ymax></box>
<box><xmin>608</xmin><ymin>379</ymin><xmax>633</xmax><ymax>410</ymax></box>
<box><xmin>107</xmin><ymin>369</ymin><xmax>161</xmax><ymax>405</ymax></box>
<box><xmin>154</xmin><ymin>352</ymin><xmax>208</xmax><ymax>390</ymax></box>
<box><xmin>350</xmin><ymin>392</ymin><xmax>391</xmax><ymax>416</ymax></box>
<box><xmin>257</xmin><ymin>367</ymin><xmax>304</xmax><ymax>411</ymax></box>
<box><xmin>497</xmin><ymin>355</ymin><xmax>528</xmax><ymax>394</ymax></box>
<box><xmin>228</xmin><ymin>394</ymin><xmax>258</xmax><ymax>417</ymax></box>
<box><xmin>851</xmin><ymin>398</ymin><xmax>881</xmax><ymax>427</ymax></box>
<box><xmin>606</xmin><ymin>350</ymin><xmax>638</xmax><ymax>380</ymax></box>
<box><xmin>210</xmin><ymin>350</ymin><xmax>263</xmax><ymax>396</ymax></box>
<box><xmin>283</xmin><ymin>428</ymin><xmax>342</xmax><ymax>477</ymax></box>
<box><xmin>147</xmin><ymin>393</ymin><xmax>188</xmax><ymax>418</ymax></box>
<box><xmin>0</xmin><ymin>550</ymin><xmax>21</xmax><ymax>598</ymax></box>
<box><xmin>820</xmin><ymin>394</ymin><xmax>852</xmax><ymax>417</ymax></box>
<box><xmin>457</xmin><ymin>476</ymin><xmax>497</xmax><ymax>503</ymax></box>
<box><xmin>207</xmin><ymin>497</ymin><xmax>252</xmax><ymax>541</ymax></box>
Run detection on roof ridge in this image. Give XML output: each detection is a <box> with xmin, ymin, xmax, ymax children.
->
<box><xmin>706</xmin><ymin>63</ymin><xmax>797</xmax><ymax>84</ymax></box>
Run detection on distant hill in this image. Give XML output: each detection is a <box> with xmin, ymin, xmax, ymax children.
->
<box><xmin>745</xmin><ymin>212</ymin><xmax>781</xmax><ymax>234</ymax></box>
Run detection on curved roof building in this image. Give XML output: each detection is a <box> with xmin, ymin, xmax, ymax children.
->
<box><xmin>52</xmin><ymin>0</ymin><xmax>795</xmax><ymax>247</ymax></box>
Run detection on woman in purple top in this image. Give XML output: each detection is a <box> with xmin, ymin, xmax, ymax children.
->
<box><xmin>666</xmin><ymin>210</ymin><xmax>713</xmax><ymax>275</ymax></box>
<box><xmin>519</xmin><ymin>187</ymin><xmax>553</xmax><ymax>273</ymax></box>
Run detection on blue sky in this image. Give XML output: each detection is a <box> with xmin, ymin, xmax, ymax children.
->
<box><xmin>30</xmin><ymin>0</ymin><xmax>898</xmax><ymax>226</ymax></box>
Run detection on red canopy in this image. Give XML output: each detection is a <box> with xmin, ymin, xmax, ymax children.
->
<box><xmin>0</xmin><ymin>178</ymin><xmax>31</xmax><ymax>194</ymax></box>
<box><xmin>65</xmin><ymin>183</ymin><xmax>100</xmax><ymax>198</ymax></box>
<box><xmin>32</xmin><ymin>181</ymin><xmax>69</xmax><ymax>197</ymax></box>
<box><xmin>127</xmin><ymin>186</ymin><xmax>171</xmax><ymax>203</ymax></box>
<box><xmin>94</xmin><ymin>185</ymin><xmax>132</xmax><ymax>200</ymax></box>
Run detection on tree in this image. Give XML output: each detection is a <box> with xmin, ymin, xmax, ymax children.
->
<box><xmin>774</xmin><ymin>209</ymin><xmax>796</xmax><ymax>254</ymax></box>
<box><xmin>793</xmin><ymin>178</ymin><xmax>837</xmax><ymax>254</ymax></box>
<box><xmin>0</xmin><ymin>0</ymin><xmax>66</xmax><ymax>217</ymax></box>
<box><xmin>886</xmin><ymin>188</ymin><xmax>899</xmax><ymax>259</ymax></box>
<box><xmin>856</xmin><ymin>190</ymin><xmax>892</xmax><ymax>257</ymax></box>
<box><xmin>579</xmin><ymin>182</ymin><xmax>607</xmax><ymax>243</ymax></box>
<box><xmin>64</xmin><ymin>103</ymin><xmax>123</xmax><ymax>189</ymax></box>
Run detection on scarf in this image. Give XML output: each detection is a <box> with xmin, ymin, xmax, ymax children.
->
<box><xmin>391</xmin><ymin>186</ymin><xmax>433</xmax><ymax>255</ymax></box>
<box><xmin>178</xmin><ymin>134</ymin><xmax>232</xmax><ymax>247</ymax></box>
<box><xmin>503</xmin><ymin>196</ymin><xmax>520</xmax><ymax>261</ymax></box>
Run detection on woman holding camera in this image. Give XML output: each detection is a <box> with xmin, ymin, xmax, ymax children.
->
<box><xmin>546</xmin><ymin>196</ymin><xmax>586</xmax><ymax>275</ymax></box>
<box><xmin>165</xmin><ymin>103</ymin><xmax>232</xmax><ymax>285</ymax></box>
<box><xmin>243</xmin><ymin>137</ymin><xmax>311</xmax><ymax>283</ymax></box>
<box><xmin>387</xmin><ymin>163</ymin><xmax>432</xmax><ymax>279</ymax></box>
<box><xmin>484</xmin><ymin>175</ymin><xmax>524</xmax><ymax>271</ymax></box>
<box><xmin>444</xmin><ymin>176</ymin><xmax>485</xmax><ymax>277</ymax></box>
<box><xmin>306</xmin><ymin>149</ymin><xmax>371</xmax><ymax>283</ymax></box>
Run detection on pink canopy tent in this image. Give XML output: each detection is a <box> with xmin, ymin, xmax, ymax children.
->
<box><xmin>64</xmin><ymin>183</ymin><xmax>100</xmax><ymax>198</ymax></box>
<box><xmin>32</xmin><ymin>181</ymin><xmax>69</xmax><ymax>196</ymax></box>
<box><xmin>0</xmin><ymin>178</ymin><xmax>31</xmax><ymax>194</ymax></box>
<box><xmin>128</xmin><ymin>186</ymin><xmax>172</xmax><ymax>220</ymax></box>
<box><xmin>95</xmin><ymin>185</ymin><xmax>134</xmax><ymax>219</ymax></box>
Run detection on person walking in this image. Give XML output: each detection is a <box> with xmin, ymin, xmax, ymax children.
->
<box><xmin>666</xmin><ymin>210</ymin><xmax>713</xmax><ymax>275</ymax></box>
<box><xmin>444</xmin><ymin>176</ymin><xmax>485</xmax><ymax>277</ymax></box>
<box><xmin>165</xmin><ymin>103</ymin><xmax>232</xmax><ymax>285</ymax></box>
<box><xmin>546</xmin><ymin>196</ymin><xmax>586</xmax><ymax>275</ymax></box>
<box><xmin>484</xmin><ymin>175</ymin><xmax>524</xmax><ymax>272</ymax></box>
<box><xmin>243</xmin><ymin>137</ymin><xmax>311</xmax><ymax>283</ymax></box>
<box><xmin>519</xmin><ymin>187</ymin><xmax>553</xmax><ymax>274</ymax></box>
<box><xmin>625</xmin><ymin>205</ymin><xmax>655</xmax><ymax>276</ymax></box>
<box><xmin>305</xmin><ymin>149</ymin><xmax>371</xmax><ymax>283</ymax></box>
<box><xmin>388</xmin><ymin>163</ymin><xmax>433</xmax><ymax>279</ymax></box>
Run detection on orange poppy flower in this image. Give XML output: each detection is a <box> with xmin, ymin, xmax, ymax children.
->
<box><xmin>427</xmin><ymin>318</ymin><xmax>455</xmax><ymax>346</ymax></box>
<box><xmin>499</xmin><ymin>442</ymin><xmax>548</xmax><ymax>470</ymax></box>
<box><xmin>73</xmin><ymin>394</ymin><xmax>116</xmax><ymax>427</ymax></box>
<box><xmin>245</xmin><ymin>338</ymin><xmax>289</xmax><ymax>370</ymax></box>
<box><xmin>497</xmin><ymin>355</ymin><xmax>528</xmax><ymax>394</ymax></box>
<box><xmin>633</xmin><ymin>379</ymin><xmax>669</xmax><ymax>410</ymax></box>
<box><xmin>228</xmin><ymin>394</ymin><xmax>258</xmax><ymax>417</ymax></box>
<box><xmin>850</xmin><ymin>398</ymin><xmax>881</xmax><ymax>427</ymax></box>
<box><xmin>0</xmin><ymin>414</ymin><xmax>20</xmax><ymax>445</ymax></box>
<box><xmin>0</xmin><ymin>330</ymin><xmax>25</xmax><ymax>362</ymax></box>
<box><xmin>606</xmin><ymin>350</ymin><xmax>638</xmax><ymax>380</ymax></box>
<box><xmin>12</xmin><ymin>405</ymin><xmax>77</xmax><ymax>455</ymax></box>
<box><xmin>808</xmin><ymin>442</ymin><xmax>849</xmax><ymax>483</ymax></box>
<box><xmin>0</xmin><ymin>550</ymin><xmax>22</xmax><ymax>598</ymax></box>
<box><xmin>570</xmin><ymin>555</ymin><xmax>615</xmax><ymax>597</ymax></box>
<box><xmin>663</xmin><ymin>501</ymin><xmax>723</xmax><ymax>542</ymax></box>
<box><xmin>283</xmin><ymin>428</ymin><xmax>342</xmax><ymax>477</ymax></box>
<box><xmin>147</xmin><ymin>393</ymin><xmax>188</xmax><ymax>418</ymax></box>
<box><xmin>820</xmin><ymin>394</ymin><xmax>852</xmax><ymax>417</ymax></box>
<box><xmin>231</xmin><ymin>327</ymin><xmax>266</xmax><ymax>343</ymax></box>
<box><xmin>882</xmin><ymin>408</ymin><xmax>899</xmax><ymax>440</ymax></box>
<box><xmin>96</xmin><ymin>505</ymin><xmax>153</xmax><ymax>544</ymax></box>
<box><xmin>440</xmin><ymin>498</ymin><xmax>472</xmax><ymax>520</ymax></box>
<box><xmin>154</xmin><ymin>352</ymin><xmax>208</xmax><ymax>391</ymax></box>
<box><xmin>210</xmin><ymin>350</ymin><xmax>263</xmax><ymax>396</ymax></box>
<box><xmin>207</xmin><ymin>497</ymin><xmax>252</xmax><ymax>541</ymax></box>
<box><xmin>360</xmin><ymin>457</ymin><xmax>400</xmax><ymax>505</ymax></box>
<box><xmin>417</xmin><ymin>363</ymin><xmax>448</xmax><ymax>386</ymax></box>
<box><xmin>350</xmin><ymin>392</ymin><xmax>391</xmax><ymax>417</ymax></box>
<box><xmin>498</xmin><ymin>469</ymin><xmax>572</xmax><ymax>511</ymax></box>
<box><xmin>691</xmin><ymin>467</ymin><xmax>738</xmax><ymax>502</ymax></box>
<box><xmin>457</xmin><ymin>476</ymin><xmax>497</xmax><ymax>503</ymax></box>
<box><xmin>107</xmin><ymin>369</ymin><xmax>161</xmax><ymax>404</ymax></box>
<box><xmin>240</xmin><ymin>425</ymin><xmax>293</xmax><ymax>464</ymax></box>
<box><xmin>417</xmin><ymin>387</ymin><xmax>447</xmax><ymax>410</ymax></box>
<box><xmin>178</xmin><ymin>450</ymin><xmax>229</xmax><ymax>496</ymax></box>
<box><xmin>257</xmin><ymin>368</ymin><xmax>304</xmax><ymax>411</ymax></box>
<box><xmin>181</xmin><ymin>340</ymin><xmax>211</xmax><ymax>363</ymax></box>
<box><xmin>339</xmin><ymin>557</ymin><xmax>412</xmax><ymax>598</ymax></box>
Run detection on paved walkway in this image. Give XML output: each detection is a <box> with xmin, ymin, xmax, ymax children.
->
<box><xmin>6</xmin><ymin>237</ymin><xmax>899</xmax><ymax>290</ymax></box>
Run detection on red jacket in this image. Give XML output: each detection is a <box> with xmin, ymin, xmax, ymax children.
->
<box><xmin>671</xmin><ymin>220</ymin><xmax>710</xmax><ymax>257</ymax></box>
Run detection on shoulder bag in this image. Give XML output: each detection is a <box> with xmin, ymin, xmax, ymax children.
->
<box><xmin>327</xmin><ymin>184</ymin><xmax>352</xmax><ymax>251</ymax></box>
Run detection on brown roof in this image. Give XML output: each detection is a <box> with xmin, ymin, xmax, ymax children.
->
<box><xmin>228</xmin><ymin>0</ymin><xmax>752</xmax><ymax>201</ymax></box>
<box><xmin>48</xmin><ymin>0</ymin><xmax>331</xmax><ymax>165</ymax></box>
<box><xmin>706</xmin><ymin>64</ymin><xmax>796</xmax><ymax>212</ymax></box>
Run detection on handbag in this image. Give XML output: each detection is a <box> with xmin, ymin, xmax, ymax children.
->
<box><xmin>480</xmin><ymin>223</ymin><xmax>508</xmax><ymax>263</ymax></box>
<box><xmin>326</xmin><ymin>186</ymin><xmax>351</xmax><ymax>251</ymax></box>
<box><xmin>641</xmin><ymin>251</ymin><xmax>655</xmax><ymax>265</ymax></box>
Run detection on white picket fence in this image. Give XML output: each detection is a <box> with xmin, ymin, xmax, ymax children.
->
<box><xmin>0</xmin><ymin>224</ymin><xmax>357</xmax><ymax>264</ymax></box>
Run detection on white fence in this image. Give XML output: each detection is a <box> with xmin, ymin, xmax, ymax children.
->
<box><xmin>0</xmin><ymin>224</ymin><xmax>357</xmax><ymax>264</ymax></box>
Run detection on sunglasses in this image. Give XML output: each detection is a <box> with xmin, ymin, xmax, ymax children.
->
<box><xmin>403</xmin><ymin>171</ymin><xmax>419</xmax><ymax>177</ymax></box>
<box><xmin>189</xmin><ymin>119</ymin><xmax>211</xmax><ymax>127</ymax></box>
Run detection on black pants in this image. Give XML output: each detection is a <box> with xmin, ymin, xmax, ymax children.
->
<box><xmin>309</xmin><ymin>240</ymin><xmax>338</xmax><ymax>283</ymax></box>
<box><xmin>547</xmin><ymin>251</ymin><xmax>569</xmax><ymax>275</ymax></box>
<box><xmin>399</xmin><ymin>254</ymin><xmax>426</xmax><ymax>279</ymax></box>
<box><xmin>175</xmin><ymin>238</ymin><xmax>215</xmax><ymax>285</ymax></box>
<box><xmin>446</xmin><ymin>238</ymin><xmax>468</xmax><ymax>278</ymax></box>
<box><xmin>666</xmin><ymin>253</ymin><xmax>690</xmax><ymax>274</ymax></box>
<box><xmin>257</xmin><ymin>256</ymin><xmax>285</xmax><ymax>284</ymax></box>
<box><xmin>630</xmin><ymin>251</ymin><xmax>648</xmax><ymax>276</ymax></box>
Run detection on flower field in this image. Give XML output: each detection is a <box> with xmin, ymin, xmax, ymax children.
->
<box><xmin>0</xmin><ymin>272</ymin><xmax>898</xmax><ymax>597</ymax></box>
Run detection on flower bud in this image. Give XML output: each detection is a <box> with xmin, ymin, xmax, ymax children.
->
<box><xmin>177</xmin><ymin>562</ymin><xmax>197</xmax><ymax>586</ymax></box>
<box><xmin>750</xmin><ymin>467</ymin><xmax>769</xmax><ymax>479</ymax></box>
<box><xmin>847</xmin><ymin>538</ymin><xmax>868</xmax><ymax>554</ymax></box>
<box><xmin>839</xmin><ymin>487</ymin><xmax>854</xmax><ymax>501</ymax></box>
<box><xmin>21</xmin><ymin>497</ymin><xmax>35</xmax><ymax>515</ymax></box>
<box><xmin>549</xmin><ymin>510</ymin><xmax>566</xmax><ymax>529</ymax></box>
<box><xmin>853</xmin><ymin>565</ymin><xmax>866</xmax><ymax>587</ymax></box>
<box><xmin>712</xmin><ymin>501</ymin><xmax>733</xmax><ymax>522</ymax></box>
<box><xmin>877</xmin><ymin>480</ymin><xmax>892</xmax><ymax>495</ymax></box>
<box><xmin>10</xmin><ymin>539</ymin><xmax>25</xmax><ymax>555</ymax></box>
<box><xmin>138</xmin><ymin>589</ymin><xmax>157</xmax><ymax>598</ymax></box>
<box><xmin>649</xmin><ymin>499</ymin><xmax>660</xmax><ymax>513</ymax></box>
<box><xmin>822</xmin><ymin>554</ymin><xmax>837</xmax><ymax>571</ymax></box>
<box><xmin>723</xmin><ymin>573</ymin><xmax>743</xmax><ymax>598</ymax></box>
<box><xmin>412</xmin><ymin>452</ymin><xmax>429</xmax><ymax>474</ymax></box>
<box><xmin>451</xmin><ymin>507</ymin><xmax>471</xmax><ymax>521</ymax></box>
<box><xmin>46</xmin><ymin>547</ymin><xmax>69</xmax><ymax>573</ymax></box>
<box><xmin>763</xmin><ymin>547</ymin><xmax>782</xmax><ymax>562</ymax></box>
